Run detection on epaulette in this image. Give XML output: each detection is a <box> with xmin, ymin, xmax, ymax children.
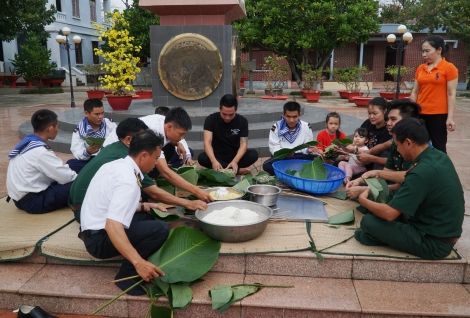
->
<box><xmin>74</xmin><ymin>126</ymin><xmax>78</xmax><ymax>133</ymax></box>
<box><xmin>308</xmin><ymin>123</ymin><xmax>312</xmax><ymax>129</ymax></box>
<box><xmin>271</xmin><ymin>124</ymin><xmax>276</xmax><ymax>132</ymax></box>
<box><xmin>108</xmin><ymin>118</ymin><xmax>113</xmax><ymax>122</ymax></box>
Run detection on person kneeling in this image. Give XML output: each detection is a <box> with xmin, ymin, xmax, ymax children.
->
<box><xmin>79</xmin><ymin>130</ymin><xmax>169</xmax><ymax>295</ymax></box>
<box><xmin>355</xmin><ymin>118</ymin><xmax>464</xmax><ymax>260</ymax></box>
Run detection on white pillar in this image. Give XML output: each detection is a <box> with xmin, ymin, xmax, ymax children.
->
<box><xmin>47</xmin><ymin>33</ymin><xmax>62</xmax><ymax>68</ymax></box>
<box><xmin>329</xmin><ymin>49</ymin><xmax>334</xmax><ymax>80</ymax></box>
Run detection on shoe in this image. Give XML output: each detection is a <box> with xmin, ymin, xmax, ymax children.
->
<box><xmin>18</xmin><ymin>305</ymin><xmax>58</xmax><ymax>318</ymax></box>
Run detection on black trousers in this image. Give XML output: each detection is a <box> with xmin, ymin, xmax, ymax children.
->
<box><xmin>420</xmin><ymin>114</ymin><xmax>448</xmax><ymax>153</ymax></box>
<box><xmin>198</xmin><ymin>149</ymin><xmax>259</xmax><ymax>170</ymax></box>
<box><xmin>83</xmin><ymin>213</ymin><xmax>169</xmax><ymax>280</ymax></box>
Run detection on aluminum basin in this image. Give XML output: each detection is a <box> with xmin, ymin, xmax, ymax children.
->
<box><xmin>195</xmin><ymin>200</ymin><xmax>272</xmax><ymax>242</ymax></box>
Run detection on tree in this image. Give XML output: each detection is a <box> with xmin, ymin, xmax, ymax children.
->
<box><xmin>123</xmin><ymin>0</ymin><xmax>160</xmax><ymax>61</ymax></box>
<box><xmin>0</xmin><ymin>0</ymin><xmax>56</xmax><ymax>42</ymax></box>
<box><xmin>10</xmin><ymin>32</ymin><xmax>57</xmax><ymax>87</ymax></box>
<box><xmin>233</xmin><ymin>0</ymin><xmax>380</xmax><ymax>87</ymax></box>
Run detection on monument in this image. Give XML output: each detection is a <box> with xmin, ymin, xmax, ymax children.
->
<box><xmin>140</xmin><ymin>0</ymin><xmax>246</xmax><ymax>107</ymax></box>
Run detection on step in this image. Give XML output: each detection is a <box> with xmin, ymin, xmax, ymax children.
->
<box><xmin>1</xmin><ymin>261</ymin><xmax>470</xmax><ymax>317</ymax></box>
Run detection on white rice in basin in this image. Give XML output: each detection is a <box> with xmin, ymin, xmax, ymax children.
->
<box><xmin>202</xmin><ymin>206</ymin><xmax>261</xmax><ymax>225</ymax></box>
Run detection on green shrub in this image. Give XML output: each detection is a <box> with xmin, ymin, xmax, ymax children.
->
<box><xmin>321</xmin><ymin>91</ymin><xmax>333</xmax><ymax>96</ymax></box>
<box><xmin>459</xmin><ymin>93</ymin><xmax>470</xmax><ymax>98</ymax></box>
<box><xmin>20</xmin><ymin>87</ymin><xmax>64</xmax><ymax>94</ymax></box>
<box><xmin>290</xmin><ymin>91</ymin><xmax>302</xmax><ymax>95</ymax></box>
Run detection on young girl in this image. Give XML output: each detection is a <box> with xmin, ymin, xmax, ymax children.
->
<box><xmin>316</xmin><ymin>112</ymin><xmax>346</xmax><ymax>151</ymax></box>
<box><xmin>338</xmin><ymin>128</ymin><xmax>369</xmax><ymax>185</ymax></box>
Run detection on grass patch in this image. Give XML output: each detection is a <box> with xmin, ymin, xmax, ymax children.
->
<box><xmin>321</xmin><ymin>91</ymin><xmax>333</xmax><ymax>96</ymax></box>
<box><xmin>290</xmin><ymin>91</ymin><xmax>302</xmax><ymax>95</ymax></box>
<box><xmin>20</xmin><ymin>87</ymin><xmax>64</xmax><ymax>94</ymax></box>
<box><xmin>459</xmin><ymin>93</ymin><xmax>470</xmax><ymax>98</ymax></box>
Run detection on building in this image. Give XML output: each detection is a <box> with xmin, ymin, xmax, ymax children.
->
<box><xmin>0</xmin><ymin>0</ymin><xmax>110</xmax><ymax>86</ymax></box>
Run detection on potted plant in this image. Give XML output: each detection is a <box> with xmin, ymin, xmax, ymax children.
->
<box><xmin>262</xmin><ymin>55</ymin><xmax>289</xmax><ymax>98</ymax></box>
<box><xmin>134</xmin><ymin>63</ymin><xmax>152</xmax><ymax>99</ymax></box>
<box><xmin>298</xmin><ymin>63</ymin><xmax>324</xmax><ymax>102</ymax></box>
<box><xmin>240</xmin><ymin>61</ymin><xmax>248</xmax><ymax>90</ymax></box>
<box><xmin>352</xmin><ymin>76</ymin><xmax>374</xmax><ymax>107</ymax></box>
<box><xmin>379</xmin><ymin>66</ymin><xmax>414</xmax><ymax>100</ymax></box>
<box><xmin>6</xmin><ymin>68</ymin><xmax>20</xmax><ymax>88</ymax></box>
<box><xmin>83</xmin><ymin>64</ymin><xmax>105</xmax><ymax>99</ymax></box>
<box><xmin>93</xmin><ymin>11</ymin><xmax>142</xmax><ymax>110</ymax></box>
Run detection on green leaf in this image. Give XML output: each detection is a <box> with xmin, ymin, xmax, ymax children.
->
<box><xmin>148</xmin><ymin>227</ymin><xmax>221</xmax><ymax>284</ymax></box>
<box><xmin>324</xmin><ymin>224</ymin><xmax>341</xmax><ymax>229</ymax></box>
<box><xmin>285</xmin><ymin>169</ymin><xmax>297</xmax><ymax>176</ymax></box>
<box><xmin>168</xmin><ymin>284</ymin><xmax>193</xmax><ymax>309</ymax></box>
<box><xmin>150</xmin><ymin>305</ymin><xmax>173</xmax><ymax>318</ymax></box>
<box><xmin>209</xmin><ymin>286</ymin><xmax>233</xmax><ymax>310</ymax></box>
<box><xmin>80</xmin><ymin>136</ymin><xmax>105</xmax><ymax>147</ymax></box>
<box><xmin>234</xmin><ymin>178</ymin><xmax>251</xmax><ymax>192</ymax></box>
<box><xmin>299</xmin><ymin>157</ymin><xmax>327</xmax><ymax>180</ymax></box>
<box><xmin>197</xmin><ymin>169</ymin><xmax>236</xmax><ymax>186</ymax></box>
<box><xmin>273</xmin><ymin>141</ymin><xmax>319</xmax><ymax>159</ymax></box>
<box><xmin>217</xmin><ymin>285</ymin><xmax>260</xmax><ymax>313</ymax></box>
<box><xmin>328</xmin><ymin>209</ymin><xmax>354</xmax><ymax>225</ymax></box>
<box><xmin>365</xmin><ymin>178</ymin><xmax>383</xmax><ymax>200</ymax></box>
<box><xmin>178</xmin><ymin>169</ymin><xmax>199</xmax><ymax>186</ymax></box>
<box><xmin>149</xmin><ymin>208</ymin><xmax>180</xmax><ymax>223</ymax></box>
<box><xmin>176</xmin><ymin>166</ymin><xmax>196</xmax><ymax>174</ymax></box>
<box><xmin>154</xmin><ymin>279</ymin><xmax>170</xmax><ymax>296</ymax></box>
<box><xmin>141</xmin><ymin>284</ymin><xmax>165</xmax><ymax>299</ymax></box>
<box><xmin>324</xmin><ymin>145</ymin><xmax>339</xmax><ymax>161</ymax></box>
<box><xmin>309</xmin><ymin>240</ymin><xmax>324</xmax><ymax>262</ymax></box>
<box><xmin>327</xmin><ymin>190</ymin><xmax>348</xmax><ymax>200</ymax></box>
<box><xmin>332</xmin><ymin>138</ymin><xmax>353</xmax><ymax>146</ymax></box>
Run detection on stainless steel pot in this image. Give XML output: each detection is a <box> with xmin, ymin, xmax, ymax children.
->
<box><xmin>247</xmin><ymin>185</ymin><xmax>281</xmax><ymax>206</ymax></box>
<box><xmin>195</xmin><ymin>200</ymin><xmax>272</xmax><ymax>242</ymax></box>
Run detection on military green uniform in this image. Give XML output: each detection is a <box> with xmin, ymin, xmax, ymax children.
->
<box><xmin>355</xmin><ymin>147</ymin><xmax>465</xmax><ymax>259</ymax></box>
<box><xmin>69</xmin><ymin>141</ymin><xmax>155</xmax><ymax>222</ymax></box>
<box><xmin>385</xmin><ymin>139</ymin><xmax>412</xmax><ymax>171</ymax></box>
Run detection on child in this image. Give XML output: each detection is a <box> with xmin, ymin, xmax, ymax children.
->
<box><xmin>338</xmin><ymin>128</ymin><xmax>369</xmax><ymax>184</ymax></box>
<box><xmin>316</xmin><ymin>112</ymin><xmax>346</xmax><ymax>151</ymax></box>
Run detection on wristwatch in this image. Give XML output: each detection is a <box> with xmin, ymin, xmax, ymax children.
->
<box><xmin>354</xmin><ymin>146</ymin><xmax>358</xmax><ymax>155</ymax></box>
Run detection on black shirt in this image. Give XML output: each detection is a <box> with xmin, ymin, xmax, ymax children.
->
<box><xmin>361</xmin><ymin>119</ymin><xmax>390</xmax><ymax>149</ymax></box>
<box><xmin>204</xmin><ymin>112</ymin><xmax>249</xmax><ymax>156</ymax></box>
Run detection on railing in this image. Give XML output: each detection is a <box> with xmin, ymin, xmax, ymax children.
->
<box><xmin>55</xmin><ymin>12</ymin><xmax>66</xmax><ymax>21</ymax></box>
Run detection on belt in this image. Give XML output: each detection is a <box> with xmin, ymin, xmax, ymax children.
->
<box><xmin>78</xmin><ymin>229</ymin><xmax>102</xmax><ymax>241</ymax></box>
<box><xmin>15</xmin><ymin>192</ymin><xmax>36</xmax><ymax>205</ymax></box>
<box><xmin>438</xmin><ymin>237</ymin><xmax>460</xmax><ymax>244</ymax></box>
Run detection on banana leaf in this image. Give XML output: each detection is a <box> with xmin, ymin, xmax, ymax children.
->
<box><xmin>299</xmin><ymin>157</ymin><xmax>327</xmax><ymax>180</ymax></box>
<box><xmin>80</xmin><ymin>136</ymin><xmax>105</xmax><ymax>147</ymax></box>
<box><xmin>365</xmin><ymin>178</ymin><xmax>390</xmax><ymax>204</ymax></box>
<box><xmin>324</xmin><ymin>145</ymin><xmax>339</xmax><ymax>161</ymax></box>
<box><xmin>273</xmin><ymin>141</ymin><xmax>319</xmax><ymax>160</ymax></box>
<box><xmin>327</xmin><ymin>190</ymin><xmax>348</xmax><ymax>200</ymax></box>
<box><xmin>215</xmin><ymin>285</ymin><xmax>259</xmax><ymax>313</ymax></box>
<box><xmin>168</xmin><ymin>284</ymin><xmax>193</xmax><ymax>309</ymax></box>
<box><xmin>196</xmin><ymin>169</ymin><xmax>236</xmax><ymax>187</ymax></box>
<box><xmin>328</xmin><ymin>209</ymin><xmax>354</xmax><ymax>225</ymax></box>
<box><xmin>149</xmin><ymin>208</ymin><xmax>180</xmax><ymax>222</ymax></box>
<box><xmin>234</xmin><ymin>178</ymin><xmax>251</xmax><ymax>192</ymax></box>
<box><xmin>285</xmin><ymin>169</ymin><xmax>297</xmax><ymax>176</ymax></box>
<box><xmin>176</xmin><ymin>166</ymin><xmax>196</xmax><ymax>174</ymax></box>
<box><xmin>148</xmin><ymin>227</ymin><xmax>221</xmax><ymax>284</ymax></box>
<box><xmin>332</xmin><ymin>138</ymin><xmax>353</xmax><ymax>146</ymax></box>
<box><xmin>210</xmin><ymin>286</ymin><xmax>233</xmax><ymax>310</ymax></box>
<box><xmin>150</xmin><ymin>305</ymin><xmax>173</xmax><ymax>318</ymax></box>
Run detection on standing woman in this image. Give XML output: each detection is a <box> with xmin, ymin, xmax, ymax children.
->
<box><xmin>410</xmin><ymin>35</ymin><xmax>458</xmax><ymax>153</ymax></box>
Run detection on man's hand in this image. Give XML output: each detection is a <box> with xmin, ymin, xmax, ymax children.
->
<box><xmin>345</xmin><ymin>185</ymin><xmax>368</xmax><ymax>199</ymax></box>
<box><xmin>195</xmin><ymin>187</ymin><xmax>214</xmax><ymax>202</ymax></box>
<box><xmin>87</xmin><ymin>144</ymin><xmax>101</xmax><ymax>154</ymax></box>
<box><xmin>361</xmin><ymin>171</ymin><xmax>378</xmax><ymax>179</ymax></box>
<box><xmin>336</xmin><ymin>154</ymin><xmax>349</xmax><ymax>161</ymax></box>
<box><xmin>356</xmin><ymin>153</ymin><xmax>373</xmax><ymax>165</ymax></box>
<box><xmin>343</xmin><ymin>145</ymin><xmax>356</xmax><ymax>153</ymax></box>
<box><xmin>446</xmin><ymin>118</ymin><xmax>456</xmax><ymax>132</ymax></box>
<box><xmin>186</xmin><ymin>158</ymin><xmax>196</xmax><ymax>166</ymax></box>
<box><xmin>142</xmin><ymin>202</ymin><xmax>168</xmax><ymax>213</ymax></box>
<box><xmin>211</xmin><ymin>160</ymin><xmax>223</xmax><ymax>171</ymax></box>
<box><xmin>359</xmin><ymin>186</ymin><xmax>371</xmax><ymax>201</ymax></box>
<box><xmin>184</xmin><ymin>199</ymin><xmax>208</xmax><ymax>211</ymax></box>
<box><xmin>226</xmin><ymin>161</ymin><xmax>238</xmax><ymax>174</ymax></box>
<box><xmin>346</xmin><ymin>178</ymin><xmax>362</xmax><ymax>189</ymax></box>
<box><xmin>134</xmin><ymin>259</ymin><xmax>165</xmax><ymax>282</ymax></box>
<box><xmin>309</xmin><ymin>146</ymin><xmax>323</xmax><ymax>155</ymax></box>
<box><xmin>176</xmin><ymin>142</ymin><xmax>187</xmax><ymax>165</ymax></box>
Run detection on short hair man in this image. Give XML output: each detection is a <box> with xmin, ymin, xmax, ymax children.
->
<box><xmin>7</xmin><ymin>109</ymin><xmax>77</xmax><ymax>214</ymax></box>
<box><xmin>346</xmin><ymin>99</ymin><xmax>421</xmax><ymax>198</ymax></box>
<box><xmin>69</xmin><ymin>118</ymin><xmax>207</xmax><ymax>222</ymax></box>
<box><xmin>103</xmin><ymin>107</ymin><xmax>211</xmax><ymax>202</ymax></box>
<box><xmin>154</xmin><ymin>106</ymin><xmax>194</xmax><ymax>168</ymax></box>
<box><xmin>263</xmin><ymin>101</ymin><xmax>317</xmax><ymax>175</ymax></box>
<box><xmin>67</xmin><ymin>98</ymin><xmax>116</xmax><ymax>173</ymax></box>
<box><xmin>198</xmin><ymin>94</ymin><xmax>259</xmax><ymax>175</ymax></box>
<box><xmin>355</xmin><ymin>118</ymin><xmax>464</xmax><ymax>259</ymax></box>
<box><xmin>80</xmin><ymin>130</ymin><xmax>169</xmax><ymax>295</ymax></box>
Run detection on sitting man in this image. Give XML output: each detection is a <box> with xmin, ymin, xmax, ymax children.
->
<box><xmin>80</xmin><ymin>130</ymin><xmax>169</xmax><ymax>295</ymax></box>
<box><xmin>355</xmin><ymin>118</ymin><xmax>464</xmax><ymax>259</ymax></box>
<box><xmin>345</xmin><ymin>99</ymin><xmax>421</xmax><ymax>199</ymax></box>
<box><xmin>263</xmin><ymin>101</ymin><xmax>317</xmax><ymax>175</ymax></box>
<box><xmin>67</xmin><ymin>98</ymin><xmax>116</xmax><ymax>173</ymax></box>
<box><xmin>6</xmin><ymin>109</ymin><xmax>77</xmax><ymax>214</ymax></box>
<box><xmin>69</xmin><ymin>118</ymin><xmax>207</xmax><ymax>222</ymax></box>
<box><xmin>155</xmin><ymin>106</ymin><xmax>194</xmax><ymax>168</ymax></box>
<box><xmin>198</xmin><ymin>94</ymin><xmax>258</xmax><ymax>175</ymax></box>
<box><xmin>103</xmin><ymin>107</ymin><xmax>212</xmax><ymax>202</ymax></box>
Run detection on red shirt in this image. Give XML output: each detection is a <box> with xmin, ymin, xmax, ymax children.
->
<box><xmin>316</xmin><ymin>129</ymin><xmax>346</xmax><ymax>151</ymax></box>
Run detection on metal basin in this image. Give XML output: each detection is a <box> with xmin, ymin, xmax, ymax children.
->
<box><xmin>247</xmin><ymin>185</ymin><xmax>281</xmax><ymax>206</ymax></box>
<box><xmin>195</xmin><ymin>200</ymin><xmax>272</xmax><ymax>242</ymax></box>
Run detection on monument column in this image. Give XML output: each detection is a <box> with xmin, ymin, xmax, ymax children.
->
<box><xmin>140</xmin><ymin>0</ymin><xmax>246</xmax><ymax>107</ymax></box>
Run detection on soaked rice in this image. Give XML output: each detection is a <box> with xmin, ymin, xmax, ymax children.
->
<box><xmin>202</xmin><ymin>206</ymin><xmax>261</xmax><ymax>225</ymax></box>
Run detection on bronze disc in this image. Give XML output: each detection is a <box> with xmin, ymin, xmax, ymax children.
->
<box><xmin>158</xmin><ymin>33</ymin><xmax>223</xmax><ymax>100</ymax></box>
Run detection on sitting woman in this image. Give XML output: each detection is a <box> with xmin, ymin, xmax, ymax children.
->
<box><xmin>338</xmin><ymin>128</ymin><xmax>368</xmax><ymax>185</ymax></box>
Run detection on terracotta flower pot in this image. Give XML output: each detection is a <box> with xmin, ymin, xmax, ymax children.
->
<box><xmin>304</xmin><ymin>91</ymin><xmax>321</xmax><ymax>103</ymax></box>
<box><xmin>86</xmin><ymin>90</ymin><xmax>105</xmax><ymax>100</ymax></box>
<box><xmin>137</xmin><ymin>91</ymin><xmax>152</xmax><ymax>99</ymax></box>
<box><xmin>6</xmin><ymin>75</ymin><xmax>20</xmax><ymax>88</ymax></box>
<box><xmin>0</xmin><ymin>75</ymin><xmax>5</xmax><ymax>88</ymax></box>
<box><xmin>300</xmin><ymin>89</ymin><xmax>307</xmax><ymax>98</ymax></box>
<box><xmin>260</xmin><ymin>95</ymin><xmax>288</xmax><ymax>100</ymax></box>
<box><xmin>107</xmin><ymin>94</ymin><xmax>133</xmax><ymax>110</ymax></box>
<box><xmin>353</xmin><ymin>96</ymin><xmax>374</xmax><ymax>107</ymax></box>
<box><xmin>338</xmin><ymin>90</ymin><xmax>350</xmax><ymax>99</ymax></box>
<box><xmin>379</xmin><ymin>91</ymin><xmax>412</xmax><ymax>100</ymax></box>
<box><xmin>240</xmin><ymin>77</ymin><xmax>248</xmax><ymax>88</ymax></box>
<box><xmin>347</xmin><ymin>92</ymin><xmax>364</xmax><ymax>102</ymax></box>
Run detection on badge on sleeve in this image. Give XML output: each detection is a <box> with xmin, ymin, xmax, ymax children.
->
<box><xmin>271</xmin><ymin>125</ymin><xmax>276</xmax><ymax>132</ymax></box>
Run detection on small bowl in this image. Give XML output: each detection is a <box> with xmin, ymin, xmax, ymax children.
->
<box><xmin>247</xmin><ymin>185</ymin><xmax>281</xmax><ymax>206</ymax></box>
<box><xmin>205</xmin><ymin>187</ymin><xmax>245</xmax><ymax>201</ymax></box>
<box><xmin>195</xmin><ymin>200</ymin><xmax>272</xmax><ymax>242</ymax></box>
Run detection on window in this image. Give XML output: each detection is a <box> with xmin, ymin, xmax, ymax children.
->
<box><xmin>55</xmin><ymin>0</ymin><xmax>62</xmax><ymax>12</ymax></box>
<box><xmin>92</xmin><ymin>41</ymin><xmax>99</xmax><ymax>64</ymax></box>
<box><xmin>90</xmin><ymin>1</ymin><xmax>97</xmax><ymax>22</ymax></box>
<box><xmin>75</xmin><ymin>43</ymin><xmax>83</xmax><ymax>64</ymax></box>
<box><xmin>252</xmin><ymin>50</ymin><xmax>272</xmax><ymax>70</ymax></box>
<box><xmin>72</xmin><ymin>0</ymin><xmax>80</xmax><ymax>18</ymax></box>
